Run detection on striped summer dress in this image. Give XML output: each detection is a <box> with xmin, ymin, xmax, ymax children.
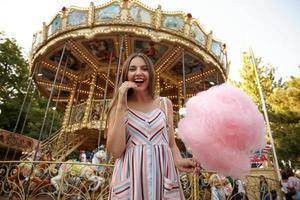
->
<box><xmin>109</xmin><ymin>97</ymin><xmax>184</xmax><ymax>200</ymax></box>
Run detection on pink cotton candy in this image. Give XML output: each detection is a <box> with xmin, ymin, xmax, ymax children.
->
<box><xmin>178</xmin><ymin>83</ymin><xmax>266</xmax><ymax>177</ymax></box>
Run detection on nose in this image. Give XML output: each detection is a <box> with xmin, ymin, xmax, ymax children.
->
<box><xmin>135</xmin><ymin>67</ymin><xmax>142</xmax><ymax>75</ymax></box>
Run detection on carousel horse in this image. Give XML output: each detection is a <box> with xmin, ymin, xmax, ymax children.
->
<box><xmin>91</xmin><ymin>148</ymin><xmax>108</xmax><ymax>173</ymax></box>
<box><xmin>50</xmin><ymin>149</ymin><xmax>106</xmax><ymax>194</ymax></box>
<box><xmin>30</xmin><ymin>153</ymin><xmax>52</xmax><ymax>189</ymax></box>
<box><xmin>8</xmin><ymin>152</ymin><xmax>53</xmax><ymax>198</ymax></box>
<box><xmin>8</xmin><ymin>152</ymin><xmax>52</xmax><ymax>183</ymax></box>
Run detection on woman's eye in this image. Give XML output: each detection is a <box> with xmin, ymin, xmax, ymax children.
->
<box><xmin>129</xmin><ymin>68</ymin><xmax>135</xmax><ymax>71</ymax></box>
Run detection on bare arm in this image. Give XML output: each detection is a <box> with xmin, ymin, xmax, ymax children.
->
<box><xmin>106</xmin><ymin>104</ymin><xmax>127</xmax><ymax>158</ymax></box>
<box><xmin>166</xmin><ymin>98</ymin><xmax>197</xmax><ymax>172</ymax></box>
<box><xmin>166</xmin><ymin>98</ymin><xmax>182</xmax><ymax>162</ymax></box>
<box><xmin>106</xmin><ymin>81</ymin><xmax>137</xmax><ymax>158</ymax></box>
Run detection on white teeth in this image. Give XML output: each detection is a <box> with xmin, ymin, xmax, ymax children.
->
<box><xmin>135</xmin><ymin>79</ymin><xmax>144</xmax><ymax>82</ymax></box>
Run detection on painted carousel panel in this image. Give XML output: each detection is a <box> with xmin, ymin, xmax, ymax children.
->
<box><xmin>0</xmin><ymin>129</ymin><xmax>38</xmax><ymax>153</ymax></box>
<box><xmin>44</xmin><ymin>87</ymin><xmax>70</xmax><ymax>98</ymax></box>
<box><xmin>162</xmin><ymin>15</ymin><xmax>184</xmax><ymax>31</ymax></box>
<box><xmin>130</xmin><ymin>5</ymin><xmax>152</xmax><ymax>24</ymax></box>
<box><xmin>32</xmin><ymin>31</ymin><xmax>43</xmax><ymax>51</ymax></box>
<box><xmin>211</xmin><ymin>40</ymin><xmax>222</xmax><ymax>57</ymax></box>
<box><xmin>39</xmin><ymin>68</ymin><xmax>70</xmax><ymax>84</ymax></box>
<box><xmin>67</xmin><ymin>10</ymin><xmax>88</xmax><ymax>26</ymax></box>
<box><xmin>48</xmin><ymin>15</ymin><xmax>61</xmax><ymax>36</ymax></box>
<box><xmin>95</xmin><ymin>4</ymin><xmax>121</xmax><ymax>21</ymax></box>
<box><xmin>82</xmin><ymin>38</ymin><xmax>117</xmax><ymax>63</ymax></box>
<box><xmin>133</xmin><ymin>40</ymin><xmax>169</xmax><ymax>64</ymax></box>
<box><xmin>169</xmin><ymin>53</ymin><xmax>205</xmax><ymax>77</ymax></box>
<box><xmin>49</xmin><ymin>50</ymin><xmax>81</xmax><ymax>72</ymax></box>
<box><xmin>190</xmin><ymin>23</ymin><xmax>206</xmax><ymax>45</ymax></box>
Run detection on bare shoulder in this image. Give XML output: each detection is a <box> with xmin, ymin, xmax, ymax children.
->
<box><xmin>164</xmin><ymin>97</ymin><xmax>173</xmax><ymax>108</ymax></box>
<box><xmin>158</xmin><ymin>96</ymin><xmax>173</xmax><ymax>111</ymax></box>
<box><xmin>157</xmin><ymin>96</ymin><xmax>172</xmax><ymax>103</ymax></box>
<box><xmin>165</xmin><ymin>97</ymin><xmax>172</xmax><ymax>105</ymax></box>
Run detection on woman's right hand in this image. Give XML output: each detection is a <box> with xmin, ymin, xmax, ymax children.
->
<box><xmin>117</xmin><ymin>81</ymin><xmax>137</xmax><ymax>108</ymax></box>
<box><xmin>175</xmin><ymin>157</ymin><xmax>200</xmax><ymax>173</ymax></box>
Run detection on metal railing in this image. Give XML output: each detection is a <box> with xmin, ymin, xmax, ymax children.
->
<box><xmin>0</xmin><ymin>160</ymin><xmax>281</xmax><ymax>200</ymax></box>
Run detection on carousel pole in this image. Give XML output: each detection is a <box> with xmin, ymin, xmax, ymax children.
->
<box><xmin>33</xmin><ymin>43</ymin><xmax>67</xmax><ymax>161</ymax></box>
<box><xmin>48</xmin><ymin>54</ymin><xmax>69</xmax><ymax>137</ymax></box>
<box><xmin>13</xmin><ymin>64</ymin><xmax>37</xmax><ymax>133</ymax></box>
<box><xmin>98</xmin><ymin>51</ymin><xmax>113</xmax><ymax>147</ymax></box>
<box><xmin>24</xmin><ymin>43</ymin><xmax>67</xmax><ymax>199</ymax></box>
<box><xmin>249</xmin><ymin>48</ymin><xmax>281</xmax><ymax>181</ymax></box>
<box><xmin>3</xmin><ymin>63</ymin><xmax>38</xmax><ymax>161</ymax></box>
<box><xmin>20</xmin><ymin>86</ymin><xmax>36</xmax><ymax>135</ymax></box>
<box><xmin>224</xmin><ymin>49</ymin><xmax>230</xmax><ymax>77</ymax></box>
<box><xmin>177</xmin><ymin>50</ymin><xmax>187</xmax><ymax>115</ymax></box>
<box><xmin>182</xmin><ymin>50</ymin><xmax>187</xmax><ymax>102</ymax></box>
<box><xmin>2</xmin><ymin>65</ymin><xmax>38</xmax><ymax>196</ymax></box>
<box><xmin>114</xmin><ymin>36</ymin><xmax>124</xmax><ymax>94</ymax></box>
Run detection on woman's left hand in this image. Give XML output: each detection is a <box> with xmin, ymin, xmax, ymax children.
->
<box><xmin>175</xmin><ymin>158</ymin><xmax>200</xmax><ymax>173</ymax></box>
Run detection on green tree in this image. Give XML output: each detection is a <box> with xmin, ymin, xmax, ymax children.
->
<box><xmin>238</xmin><ymin>52</ymin><xmax>277</xmax><ymax>110</ymax></box>
<box><xmin>0</xmin><ymin>32</ymin><xmax>28</xmax><ymax>131</ymax></box>
<box><xmin>235</xmin><ymin>51</ymin><xmax>300</xmax><ymax>168</ymax></box>
<box><xmin>0</xmin><ymin>32</ymin><xmax>28</xmax><ymax>100</ymax></box>
<box><xmin>269</xmin><ymin>77</ymin><xmax>300</xmax><ymax>123</ymax></box>
<box><xmin>0</xmin><ymin>32</ymin><xmax>62</xmax><ymax>140</ymax></box>
<box><xmin>269</xmin><ymin>77</ymin><xmax>300</xmax><ymax>167</ymax></box>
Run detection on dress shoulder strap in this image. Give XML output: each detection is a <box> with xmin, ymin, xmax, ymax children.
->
<box><xmin>163</xmin><ymin>97</ymin><xmax>168</xmax><ymax>116</ymax></box>
<box><xmin>160</xmin><ymin>97</ymin><xmax>168</xmax><ymax>124</ymax></box>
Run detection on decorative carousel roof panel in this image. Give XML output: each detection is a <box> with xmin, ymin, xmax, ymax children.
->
<box><xmin>95</xmin><ymin>3</ymin><xmax>121</xmax><ymax>21</ymax></box>
<box><xmin>162</xmin><ymin>15</ymin><xmax>185</xmax><ymax>31</ymax></box>
<box><xmin>67</xmin><ymin>10</ymin><xmax>88</xmax><ymax>26</ymax></box>
<box><xmin>130</xmin><ymin>5</ymin><xmax>152</xmax><ymax>24</ymax></box>
<box><xmin>48</xmin><ymin>15</ymin><xmax>62</xmax><ymax>36</ymax></box>
<box><xmin>29</xmin><ymin>0</ymin><xmax>228</xmax><ymax>109</ymax></box>
<box><xmin>190</xmin><ymin>23</ymin><xmax>206</xmax><ymax>46</ymax></box>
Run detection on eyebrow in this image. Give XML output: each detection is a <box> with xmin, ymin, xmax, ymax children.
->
<box><xmin>129</xmin><ymin>65</ymin><xmax>147</xmax><ymax>68</ymax></box>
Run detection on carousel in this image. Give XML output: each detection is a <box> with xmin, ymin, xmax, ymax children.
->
<box><xmin>0</xmin><ymin>0</ymin><xmax>280</xmax><ymax>199</ymax></box>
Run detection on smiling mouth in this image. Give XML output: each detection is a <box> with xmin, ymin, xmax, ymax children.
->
<box><xmin>134</xmin><ymin>79</ymin><xmax>145</xmax><ymax>85</ymax></box>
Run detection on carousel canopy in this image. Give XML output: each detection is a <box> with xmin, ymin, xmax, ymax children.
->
<box><xmin>30</xmin><ymin>0</ymin><xmax>228</xmax><ymax>110</ymax></box>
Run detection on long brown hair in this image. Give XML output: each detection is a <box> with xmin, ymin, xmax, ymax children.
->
<box><xmin>105</xmin><ymin>53</ymin><xmax>155</xmax><ymax>133</ymax></box>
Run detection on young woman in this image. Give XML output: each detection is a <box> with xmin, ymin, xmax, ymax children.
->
<box><xmin>106</xmin><ymin>53</ymin><xmax>197</xmax><ymax>199</ymax></box>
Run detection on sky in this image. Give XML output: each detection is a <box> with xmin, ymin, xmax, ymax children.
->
<box><xmin>0</xmin><ymin>0</ymin><xmax>299</xmax><ymax>80</ymax></box>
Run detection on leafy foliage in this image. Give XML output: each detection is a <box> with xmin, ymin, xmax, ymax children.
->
<box><xmin>235</xmin><ymin>51</ymin><xmax>300</xmax><ymax>168</ymax></box>
<box><xmin>269</xmin><ymin>77</ymin><xmax>300</xmax><ymax>167</ymax></box>
<box><xmin>0</xmin><ymin>32</ymin><xmax>62</xmax><ymax>140</ymax></box>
